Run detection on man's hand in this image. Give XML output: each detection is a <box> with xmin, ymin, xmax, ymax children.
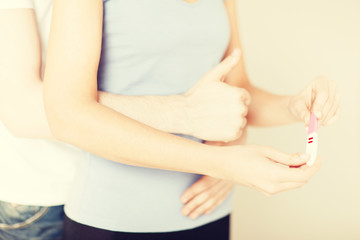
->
<box><xmin>184</xmin><ymin>49</ymin><xmax>251</xmax><ymax>142</ymax></box>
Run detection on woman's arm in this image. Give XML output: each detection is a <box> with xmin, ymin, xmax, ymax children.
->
<box><xmin>44</xmin><ymin>0</ymin><xmax>321</xmax><ymax>196</ymax></box>
<box><xmin>43</xmin><ymin>0</ymin><xmax>217</xmax><ymax>172</ymax></box>
<box><xmin>223</xmin><ymin>0</ymin><xmax>340</xmax><ymax>127</ymax></box>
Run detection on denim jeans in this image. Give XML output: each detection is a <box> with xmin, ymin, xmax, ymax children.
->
<box><xmin>0</xmin><ymin>201</ymin><xmax>64</xmax><ymax>240</ymax></box>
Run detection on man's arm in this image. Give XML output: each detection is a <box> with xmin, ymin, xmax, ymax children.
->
<box><xmin>0</xmin><ymin>7</ymin><xmax>248</xmax><ymax>141</ymax></box>
<box><xmin>0</xmin><ymin>8</ymin><xmax>246</xmax><ymax>141</ymax></box>
<box><xmin>0</xmin><ymin>8</ymin><xmax>51</xmax><ymax>138</ymax></box>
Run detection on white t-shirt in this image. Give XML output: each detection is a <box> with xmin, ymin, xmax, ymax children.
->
<box><xmin>0</xmin><ymin>0</ymin><xmax>81</xmax><ymax>206</ymax></box>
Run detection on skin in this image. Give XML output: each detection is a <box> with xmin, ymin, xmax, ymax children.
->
<box><xmin>0</xmin><ymin>9</ymin><xmax>249</xmax><ymax>141</ymax></box>
<box><xmin>0</xmin><ymin>0</ymin><xmax>339</xmax><ymax>224</ymax></box>
<box><xmin>0</xmin><ymin>6</ymin><xmax>248</xmax><ymax>219</ymax></box>
<box><xmin>44</xmin><ymin>0</ymin><xmax>332</xmax><ymax>197</ymax></box>
<box><xmin>181</xmin><ymin>0</ymin><xmax>339</xmax><ymax>219</ymax></box>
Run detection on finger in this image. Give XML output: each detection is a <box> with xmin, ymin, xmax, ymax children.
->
<box><xmin>317</xmin><ymin>81</ymin><xmax>337</xmax><ymax>126</ymax></box>
<box><xmin>322</xmin><ymin>90</ymin><xmax>340</xmax><ymax>126</ymax></box>
<box><xmin>231</xmin><ymin>129</ymin><xmax>243</xmax><ymax>143</ymax></box>
<box><xmin>210</xmin><ymin>49</ymin><xmax>241</xmax><ymax>80</ymax></box>
<box><xmin>239</xmin><ymin>103</ymin><xmax>248</xmax><ymax>118</ymax></box>
<box><xmin>241</xmin><ymin>117</ymin><xmax>247</xmax><ymax>128</ymax></box>
<box><xmin>324</xmin><ymin>107</ymin><xmax>340</xmax><ymax>126</ymax></box>
<box><xmin>180</xmin><ymin>176</ymin><xmax>219</xmax><ymax>204</ymax></box>
<box><xmin>261</xmin><ymin>147</ymin><xmax>310</xmax><ymax>166</ymax></box>
<box><xmin>189</xmin><ymin>182</ymin><xmax>234</xmax><ymax>219</ymax></box>
<box><xmin>311</xmin><ymin>78</ymin><xmax>330</xmax><ymax>120</ymax></box>
<box><xmin>276</xmin><ymin>156</ymin><xmax>322</xmax><ymax>183</ymax></box>
<box><xmin>182</xmin><ymin>181</ymin><xmax>225</xmax><ymax>217</ymax></box>
<box><xmin>238</xmin><ymin>88</ymin><xmax>251</xmax><ymax>106</ymax></box>
<box><xmin>205</xmin><ymin>184</ymin><xmax>234</xmax><ymax>215</ymax></box>
<box><xmin>291</xmin><ymin>98</ymin><xmax>311</xmax><ymax>125</ymax></box>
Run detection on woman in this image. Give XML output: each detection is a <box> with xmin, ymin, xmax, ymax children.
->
<box><xmin>0</xmin><ymin>1</ymin><xmax>243</xmax><ymax>239</ymax></box>
<box><xmin>44</xmin><ymin>0</ymin><xmax>339</xmax><ymax>239</ymax></box>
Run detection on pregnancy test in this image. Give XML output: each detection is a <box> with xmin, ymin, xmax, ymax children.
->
<box><xmin>306</xmin><ymin>113</ymin><xmax>318</xmax><ymax>166</ymax></box>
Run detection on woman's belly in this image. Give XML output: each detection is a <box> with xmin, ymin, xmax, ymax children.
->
<box><xmin>64</xmin><ymin>152</ymin><xmax>233</xmax><ymax>232</ymax></box>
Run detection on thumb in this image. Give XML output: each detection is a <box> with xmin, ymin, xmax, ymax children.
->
<box><xmin>210</xmin><ymin>49</ymin><xmax>241</xmax><ymax>81</ymax></box>
<box><xmin>262</xmin><ymin>147</ymin><xmax>310</xmax><ymax>167</ymax></box>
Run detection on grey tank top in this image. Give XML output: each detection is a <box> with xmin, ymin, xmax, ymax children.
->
<box><xmin>65</xmin><ymin>0</ymin><xmax>233</xmax><ymax>232</ymax></box>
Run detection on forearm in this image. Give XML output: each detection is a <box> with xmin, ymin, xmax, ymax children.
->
<box><xmin>1</xmin><ymin>83</ymin><xmax>189</xmax><ymax>140</ymax></box>
<box><xmin>222</xmin><ymin>0</ymin><xmax>300</xmax><ymax>127</ymax></box>
<box><xmin>245</xmin><ymin>84</ymin><xmax>299</xmax><ymax>126</ymax></box>
<box><xmin>45</xmin><ymin>0</ymin><xmax>224</xmax><ymax>178</ymax></box>
<box><xmin>98</xmin><ymin>92</ymin><xmax>189</xmax><ymax>134</ymax></box>
<box><xmin>46</xmin><ymin>98</ymin><xmax>220</xmax><ymax>176</ymax></box>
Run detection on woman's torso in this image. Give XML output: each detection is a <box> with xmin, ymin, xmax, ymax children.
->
<box><xmin>65</xmin><ymin>0</ymin><xmax>232</xmax><ymax>232</ymax></box>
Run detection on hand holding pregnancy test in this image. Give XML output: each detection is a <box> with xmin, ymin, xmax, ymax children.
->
<box><xmin>306</xmin><ymin>113</ymin><xmax>318</xmax><ymax>166</ymax></box>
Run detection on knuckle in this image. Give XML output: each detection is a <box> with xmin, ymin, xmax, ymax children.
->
<box><xmin>239</xmin><ymin>88</ymin><xmax>250</xmax><ymax>98</ymax></box>
<box><xmin>223</xmin><ymin>130</ymin><xmax>235</xmax><ymax>141</ymax></box>
<box><xmin>193</xmin><ymin>198</ymin><xmax>202</xmax><ymax>206</ymax></box>
<box><xmin>241</xmin><ymin>118</ymin><xmax>247</xmax><ymax>128</ymax></box>
<box><xmin>200</xmin><ymin>192</ymin><xmax>210</xmax><ymax>201</ymax></box>
<box><xmin>238</xmin><ymin>103</ymin><xmax>248</xmax><ymax>115</ymax></box>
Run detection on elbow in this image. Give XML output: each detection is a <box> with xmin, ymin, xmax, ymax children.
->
<box><xmin>0</xmin><ymin>110</ymin><xmax>36</xmax><ymax>138</ymax></box>
<box><xmin>44</xmin><ymin>93</ymin><xmax>94</xmax><ymax>145</ymax></box>
<box><xmin>43</xmin><ymin>84</ymin><xmax>72</xmax><ymax>142</ymax></box>
<box><xmin>44</xmin><ymin>102</ymin><xmax>73</xmax><ymax>143</ymax></box>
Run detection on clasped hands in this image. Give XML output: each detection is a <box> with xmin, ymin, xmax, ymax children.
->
<box><xmin>179</xmin><ymin>49</ymin><xmax>339</xmax><ymax>219</ymax></box>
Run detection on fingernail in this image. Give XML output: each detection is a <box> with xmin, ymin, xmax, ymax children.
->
<box><xmin>189</xmin><ymin>213</ymin><xmax>199</xmax><ymax>220</ymax></box>
<box><xmin>182</xmin><ymin>208</ymin><xmax>190</xmax><ymax>216</ymax></box>
<box><xmin>300</xmin><ymin>153</ymin><xmax>310</xmax><ymax>160</ymax></box>
<box><xmin>180</xmin><ymin>197</ymin><xmax>187</xmax><ymax>204</ymax></box>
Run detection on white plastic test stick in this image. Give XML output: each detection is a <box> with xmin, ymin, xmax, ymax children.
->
<box><xmin>306</xmin><ymin>113</ymin><xmax>318</xmax><ymax>166</ymax></box>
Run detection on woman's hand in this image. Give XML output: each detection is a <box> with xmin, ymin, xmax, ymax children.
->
<box><xmin>180</xmin><ymin>176</ymin><xmax>234</xmax><ymax>220</ymax></box>
<box><xmin>215</xmin><ymin>145</ymin><xmax>321</xmax><ymax>196</ymax></box>
<box><xmin>289</xmin><ymin>75</ymin><xmax>340</xmax><ymax>126</ymax></box>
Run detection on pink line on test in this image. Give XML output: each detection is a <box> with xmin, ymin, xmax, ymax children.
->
<box><xmin>308</xmin><ymin>113</ymin><xmax>318</xmax><ymax>134</ymax></box>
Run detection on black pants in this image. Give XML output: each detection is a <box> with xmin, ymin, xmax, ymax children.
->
<box><xmin>62</xmin><ymin>214</ymin><xmax>230</xmax><ymax>240</ymax></box>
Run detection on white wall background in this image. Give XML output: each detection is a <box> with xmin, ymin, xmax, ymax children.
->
<box><xmin>231</xmin><ymin>0</ymin><xmax>360</xmax><ymax>239</ymax></box>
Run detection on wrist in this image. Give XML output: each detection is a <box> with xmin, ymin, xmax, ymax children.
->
<box><xmin>285</xmin><ymin>95</ymin><xmax>301</xmax><ymax>123</ymax></box>
<box><xmin>201</xmin><ymin>144</ymin><xmax>233</xmax><ymax>181</ymax></box>
<box><xmin>162</xmin><ymin>94</ymin><xmax>191</xmax><ymax>135</ymax></box>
